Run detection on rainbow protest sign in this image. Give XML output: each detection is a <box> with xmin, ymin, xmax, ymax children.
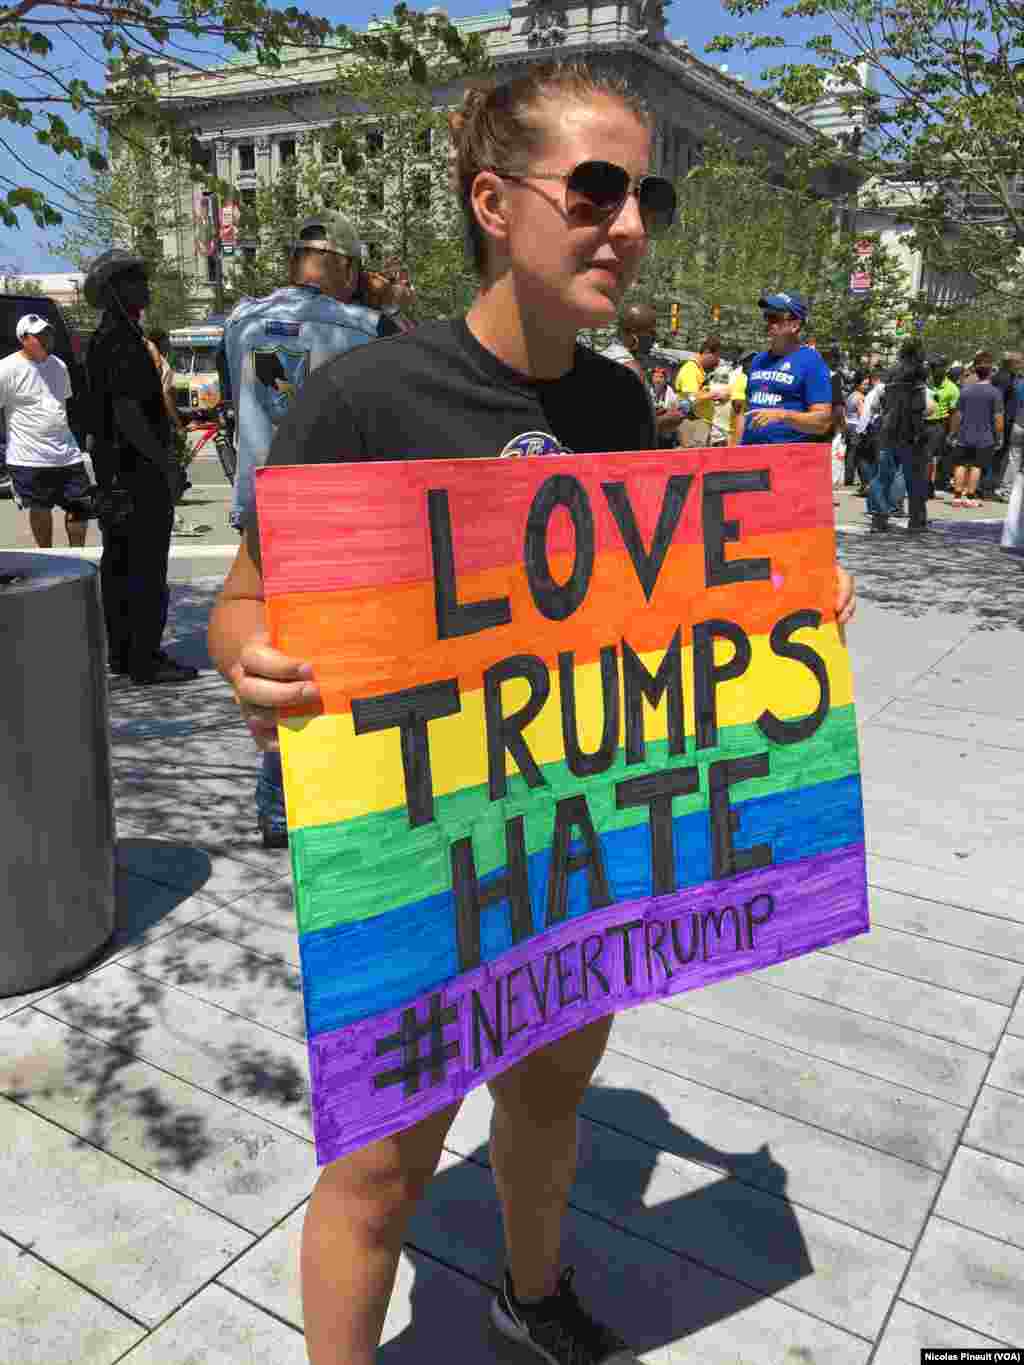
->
<box><xmin>256</xmin><ymin>445</ymin><xmax>868</xmax><ymax>1164</ymax></box>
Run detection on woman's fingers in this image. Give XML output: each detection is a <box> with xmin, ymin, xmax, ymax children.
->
<box><xmin>231</xmin><ymin>636</ymin><xmax>321</xmax><ymax>750</ymax></box>
<box><xmin>835</xmin><ymin>566</ymin><xmax>856</xmax><ymax>626</ymax></box>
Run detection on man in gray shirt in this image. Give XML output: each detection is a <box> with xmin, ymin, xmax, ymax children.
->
<box><xmin>951</xmin><ymin>350</ymin><xmax>1004</xmax><ymax>507</ymax></box>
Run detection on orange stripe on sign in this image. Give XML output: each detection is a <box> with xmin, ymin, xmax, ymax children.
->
<box><xmin>266</xmin><ymin>527</ymin><xmax>836</xmax><ymax>718</ymax></box>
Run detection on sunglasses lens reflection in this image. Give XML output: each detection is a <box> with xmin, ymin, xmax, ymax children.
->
<box><xmin>565</xmin><ymin>161</ymin><xmax>630</xmax><ymax>221</ymax></box>
<box><xmin>639</xmin><ymin>177</ymin><xmax>676</xmax><ymax>235</ymax></box>
<box><xmin>563</xmin><ymin>162</ymin><xmax>676</xmax><ymax>234</ymax></box>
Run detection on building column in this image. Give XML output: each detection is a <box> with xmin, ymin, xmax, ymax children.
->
<box><xmin>256</xmin><ymin>136</ymin><xmax>272</xmax><ymax>185</ymax></box>
<box><xmin>215</xmin><ymin>138</ymin><xmax>232</xmax><ymax>185</ymax></box>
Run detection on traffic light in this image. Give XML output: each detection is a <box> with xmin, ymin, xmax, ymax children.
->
<box><xmin>670</xmin><ymin>301</ymin><xmax>680</xmax><ymax>333</ymax></box>
<box><xmin>710</xmin><ymin>302</ymin><xmax>721</xmax><ymax>323</ymax></box>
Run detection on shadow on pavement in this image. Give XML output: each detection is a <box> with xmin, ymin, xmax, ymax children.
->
<box><xmin>388</xmin><ymin>1089</ymin><xmax>810</xmax><ymax>1361</ymax></box>
<box><xmin>837</xmin><ymin>521</ymin><xmax>1024</xmax><ymax>629</ymax></box>
<box><xmin>160</xmin><ymin>579</ymin><xmax>225</xmax><ymax>672</ymax></box>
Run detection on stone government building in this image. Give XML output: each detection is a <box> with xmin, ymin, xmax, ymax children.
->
<box><xmin>148</xmin><ymin>1</ymin><xmax>849</xmax><ymax>314</ymax></box>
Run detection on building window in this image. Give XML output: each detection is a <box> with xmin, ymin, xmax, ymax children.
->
<box><xmin>416</xmin><ymin>126</ymin><xmax>431</xmax><ymax>155</ymax></box>
<box><xmin>366</xmin><ymin>182</ymin><xmax>384</xmax><ymax>212</ymax></box>
<box><xmin>239</xmin><ymin>188</ymin><xmax>258</xmax><ymax>234</ymax></box>
<box><xmin>189</xmin><ymin>140</ymin><xmax>212</xmax><ymax>172</ymax></box>
<box><xmin>366</xmin><ymin>128</ymin><xmax>383</xmax><ymax>157</ymax></box>
<box><xmin>206</xmin><ymin>254</ymin><xmax>218</xmax><ymax>283</ymax></box>
<box><xmin>279</xmin><ymin>138</ymin><xmax>296</xmax><ymax>165</ymax></box>
<box><xmin>413</xmin><ymin>172</ymin><xmax>430</xmax><ymax>211</ymax></box>
<box><xmin>238</xmin><ymin>143</ymin><xmax>256</xmax><ymax>173</ymax></box>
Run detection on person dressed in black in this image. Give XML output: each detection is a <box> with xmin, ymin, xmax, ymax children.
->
<box><xmin>84</xmin><ymin>250</ymin><xmax>198</xmax><ymax>685</ymax></box>
<box><xmin>209</xmin><ymin>63</ymin><xmax>856</xmax><ymax>1365</ymax></box>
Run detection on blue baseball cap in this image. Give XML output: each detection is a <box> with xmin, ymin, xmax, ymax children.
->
<box><xmin>758</xmin><ymin>290</ymin><xmax>808</xmax><ymax>321</ymax></box>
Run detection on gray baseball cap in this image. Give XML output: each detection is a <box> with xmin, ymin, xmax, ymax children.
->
<box><xmin>293</xmin><ymin>212</ymin><xmax>362</xmax><ymax>258</ymax></box>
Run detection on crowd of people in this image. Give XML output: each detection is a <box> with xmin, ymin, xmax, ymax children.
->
<box><xmin>4</xmin><ymin>54</ymin><xmax>1015</xmax><ymax>1365</ymax></box>
<box><xmin>599</xmin><ymin>303</ymin><xmax>1024</xmax><ymax>542</ymax></box>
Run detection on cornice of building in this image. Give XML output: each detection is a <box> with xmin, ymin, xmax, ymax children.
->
<box><xmin>150</xmin><ymin>7</ymin><xmax>814</xmax><ymax>147</ymax></box>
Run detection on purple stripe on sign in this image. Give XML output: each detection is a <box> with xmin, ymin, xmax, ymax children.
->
<box><xmin>308</xmin><ymin>841</ymin><xmax>869</xmax><ymax>1164</ymax></box>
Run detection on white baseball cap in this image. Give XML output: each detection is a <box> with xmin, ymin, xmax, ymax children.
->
<box><xmin>16</xmin><ymin>313</ymin><xmax>53</xmax><ymax>340</ymax></box>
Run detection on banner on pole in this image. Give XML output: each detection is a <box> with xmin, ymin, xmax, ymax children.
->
<box><xmin>256</xmin><ymin>445</ymin><xmax>869</xmax><ymax>1164</ymax></box>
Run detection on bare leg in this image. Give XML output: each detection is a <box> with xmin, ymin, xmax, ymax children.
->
<box><xmin>967</xmin><ymin>466</ymin><xmax>981</xmax><ymax>497</ymax></box>
<box><xmin>28</xmin><ymin>507</ymin><xmax>53</xmax><ymax>547</ymax></box>
<box><xmin>65</xmin><ymin>512</ymin><xmax>87</xmax><ymax>547</ymax></box>
<box><xmin>488</xmin><ymin>1015</ymin><xmax>613</xmax><ymax>1301</ymax></box>
<box><xmin>952</xmin><ymin>464</ymin><xmax>967</xmax><ymax>496</ymax></box>
<box><xmin>300</xmin><ymin>1101</ymin><xmax>458</xmax><ymax>1365</ymax></box>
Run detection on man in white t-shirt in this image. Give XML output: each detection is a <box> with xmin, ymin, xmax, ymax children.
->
<box><xmin>0</xmin><ymin>313</ymin><xmax>90</xmax><ymax>547</ymax></box>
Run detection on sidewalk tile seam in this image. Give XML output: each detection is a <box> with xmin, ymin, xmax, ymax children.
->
<box><xmin>450</xmin><ymin>1132</ymin><xmax>920</xmax><ymax>1269</ymax></box>
<box><xmin>890</xmin><ymin>1297</ymin><xmax>1013</xmax><ymax>1348</ymax></box>
<box><xmin>867</xmin><ymin>882</ymin><xmax>1024</xmax><ymax>931</ymax></box>
<box><xmin>980</xmin><ymin>1081</ymin><xmax>1024</xmax><ymax>1101</ymax></box>
<box><xmin>748</xmin><ymin>960</ymin><xmax>1010</xmax><ymax>1053</ymax></box>
<box><xmin>925</xmin><ymin>1212</ymin><xmax>1024</xmax><ymax>1262</ymax></box>
<box><xmin>546</xmin><ymin>1118</ymin><xmax>924</xmax><ymax>1254</ymax></box>
<box><xmin>0</xmin><ymin>884</ymin><xmax>226</xmax><ymax>1009</ymax></box>
<box><xmin>870</xmin><ymin>693</ymin><xmax>1024</xmax><ymax>723</ymax></box>
<box><xmin>863</xmin><ymin>981</ymin><xmax>1024</xmax><ymax>1365</ymax></box>
<box><xmin>866</xmin><ymin>718</ymin><xmax>1024</xmax><ymax>756</ymax></box>
<box><xmin>0</xmin><ymin>1229</ymin><xmax>151</xmax><ymax>1333</ymax></box>
<box><xmin>414</xmin><ymin>1185</ymin><xmax>880</xmax><ymax>1347</ymax></box>
<box><xmin>90</xmin><ymin>1196</ymin><xmax>314</xmax><ymax>1360</ymax></box>
<box><xmin>867</xmin><ymin>856</ymin><xmax>1020</xmax><ymax>908</ymax></box>
<box><xmin>657</xmin><ymin>999</ymin><xmax>982</xmax><ymax>1103</ymax></box>
<box><xmin>210</xmin><ymin>1281</ymin><xmax>307</xmax><ymax>1339</ymax></box>
<box><xmin>854</xmin><ymin>915</ymin><xmax>1024</xmax><ymax>973</ymax></box>
<box><xmin>111</xmin><ymin>840</ymin><xmax>292</xmax><ymax>910</ymax></box>
<box><xmin>605</xmin><ymin>1043</ymin><xmax>957</xmax><ymax>1175</ymax></box>
<box><xmin>115</xmin><ymin>953</ymin><xmax>306</xmax><ymax>1047</ymax></box>
<box><xmin>959</xmin><ymin>1140</ymin><xmax>1024</xmax><ymax>1176</ymax></box>
<box><xmin>25</xmin><ymin>1001</ymin><xmax>316</xmax><ymax>1153</ymax></box>
<box><xmin>128</xmin><ymin>914</ymin><xmax>300</xmax><ymax>973</ymax></box>
<box><xmin>4</xmin><ymin>1086</ymin><xmax>273</xmax><ymax>1242</ymax></box>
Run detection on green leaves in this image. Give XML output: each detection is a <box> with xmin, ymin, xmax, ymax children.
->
<box><xmin>5</xmin><ymin>187</ymin><xmax>62</xmax><ymax>227</ymax></box>
<box><xmin>1</xmin><ymin>0</ymin><xmax>490</xmax><ymax>234</ymax></box>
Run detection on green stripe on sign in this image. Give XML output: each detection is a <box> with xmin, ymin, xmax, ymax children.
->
<box><xmin>289</xmin><ymin>704</ymin><xmax>860</xmax><ymax>937</ymax></box>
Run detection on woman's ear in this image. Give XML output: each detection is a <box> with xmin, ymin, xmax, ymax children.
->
<box><xmin>470</xmin><ymin>169</ymin><xmax>510</xmax><ymax>255</ymax></box>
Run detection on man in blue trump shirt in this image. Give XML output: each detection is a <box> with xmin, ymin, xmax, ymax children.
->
<box><xmin>741</xmin><ymin>291</ymin><xmax>834</xmax><ymax>445</ymax></box>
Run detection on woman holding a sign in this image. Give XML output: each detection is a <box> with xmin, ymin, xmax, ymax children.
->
<box><xmin>210</xmin><ymin>63</ymin><xmax>856</xmax><ymax>1365</ymax></box>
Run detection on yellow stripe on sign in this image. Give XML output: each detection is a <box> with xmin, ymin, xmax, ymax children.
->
<box><xmin>279</xmin><ymin>624</ymin><xmax>855</xmax><ymax>831</ymax></box>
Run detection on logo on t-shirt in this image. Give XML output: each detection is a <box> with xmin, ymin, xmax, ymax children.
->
<box><xmin>499</xmin><ymin>430</ymin><xmax>571</xmax><ymax>458</ymax></box>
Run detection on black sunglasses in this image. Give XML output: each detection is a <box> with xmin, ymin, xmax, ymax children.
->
<box><xmin>493</xmin><ymin>159</ymin><xmax>677</xmax><ymax>236</ymax></box>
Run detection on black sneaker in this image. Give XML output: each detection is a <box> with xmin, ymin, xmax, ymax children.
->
<box><xmin>259</xmin><ymin>818</ymin><xmax>289</xmax><ymax>850</ymax></box>
<box><xmin>131</xmin><ymin>657</ymin><xmax>199</xmax><ymax>686</ymax></box>
<box><xmin>491</xmin><ymin>1268</ymin><xmax>638</xmax><ymax>1365</ymax></box>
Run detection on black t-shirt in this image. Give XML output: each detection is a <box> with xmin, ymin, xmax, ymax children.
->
<box><xmin>264</xmin><ymin>318</ymin><xmax>656</xmax><ymax>480</ymax></box>
<box><xmin>86</xmin><ymin>316</ymin><xmax>169</xmax><ymax>476</ymax></box>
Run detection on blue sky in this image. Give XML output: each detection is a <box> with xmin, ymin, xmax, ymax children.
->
<box><xmin>1</xmin><ymin>0</ymin><xmax>790</xmax><ymax>274</ymax></box>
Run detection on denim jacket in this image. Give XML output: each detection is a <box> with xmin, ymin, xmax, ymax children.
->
<box><xmin>223</xmin><ymin>284</ymin><xmax>380</xmax><ymax>530</ymax></box>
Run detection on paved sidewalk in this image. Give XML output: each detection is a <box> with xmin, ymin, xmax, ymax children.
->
<box><xmin>3</xmin><ymin>523</ymin><xmax>1024</xmax><ymax>1363</ymax></box>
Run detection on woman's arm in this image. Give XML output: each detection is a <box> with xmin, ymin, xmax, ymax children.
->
<box><xmin>208</xmin><ymin>528</ymin><xmax>320</xmax><ymax>748</ymax></box>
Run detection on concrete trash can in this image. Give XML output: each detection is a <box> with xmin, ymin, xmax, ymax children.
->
<box><xmin>1</xmin><ymin>552</ymin><xmax>116</xmax><ymax>995</ymax></box>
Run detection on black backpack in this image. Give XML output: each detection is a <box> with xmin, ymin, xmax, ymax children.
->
<box><xmin>880</xmin><ymin>371</ymin><xmax>926</xmax><ymax>447</ymax></box>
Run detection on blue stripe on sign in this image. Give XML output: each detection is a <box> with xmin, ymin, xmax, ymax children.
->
<box><xmin>299</xmin><ymin>774</ymin><xmax>864</xmax><ymax>1039</ymax></box>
